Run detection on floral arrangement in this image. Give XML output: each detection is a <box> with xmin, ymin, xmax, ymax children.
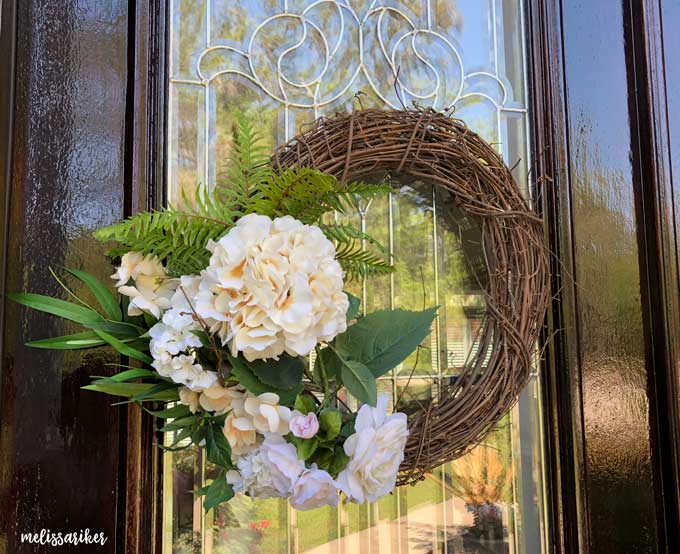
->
<box><xmin>9</xmin><ymin>119</ymin><xmax>437</xmax><ymax>512</ymax></box>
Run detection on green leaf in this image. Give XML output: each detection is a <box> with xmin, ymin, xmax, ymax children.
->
<box><xmin>82</xmin><ymin>381</ymin><xmax>176</xmax><ymax>400</ymax></box>
<box><xmin>248</xmin><ymin>354</ymin><xmax>305</xmax><ymax>390</ymax></box>
<box><xmin>346</xmin><ymin>292</ymin><xmax>361</xmax><ymax>321</ymax></box>
<box><xmin>327</xmin><ymin>447</ymin><xmax>350</xmax><ymax>477</ymax></box>
<box><xmin>203</xmin><ymin>473</ymin><xmax>234</xmax><ymax>512</ymax></box>
<box><xmin>313</xmin><ymin>347</ymin><xmax>340</xmax><ymax>380</ymax></box>
<box><xmin>159</xmin><ymin>414</ymin><xmax>200</xmax><ymax>432</ymax></box>
<box><xmin>335</xmin><ymin>307</ymin><xmax>438</xmax><ymax>377</ymax></box>
<box><xmin>8</xmin><ymin>292</ymin><xmax>103</xmax><ymax>325</ymax></box>
<box><xmin>319</xmin><ymin>408</ymin><xmax>342</xmax><ymax>440</ymax></box>
<box><xmin>130</xmin><ymin>381</ymin><xmax>179</xmax><ymax>402</ymax></box>
<box><xmin>339</xmin><ymin>359</ymin><xmax>377</xmax><ymax>406</ymax></box>
<box><xmin>85</xmin><ymin>320</ymin><xmax>145</xmax><ymax>338</ymax></box>
<box><xmin>294</xmin><ymin>394</ymin><xmax>317</xmax><ymax>415</ymax></box>
<box><xmin>26</xmin><ymin>331</ymin><xmax>106</xmax><ymax>350</ymax></box>
<box><xmin>165</xmin><ymin>426</ymin><xmax>193</xmax><ymax>449</ymax></box>
<box><xmin>206</xmin><ymin>423</ymin><xmax>233</xmax><ymax>469</ymax></box>
<box><xmin>145</xmin><ymin>404</ymin><xmax>192</xmax><ymax>419</ymax></box>
<box><xmin>227</xmin><ymin>353</ymin><xmax>302</xmax><ymax>405</ymax></box>
<box><xmin>292</xmin><ymin>436</ymin><xmax>319</xmax><ymax>461</ymax></box>
<box><xmin>309</xmin><ymin>446</ymin><xmax>349</xmax><ymax>478</ymax></box>
<box><xmin>101</xmin><ymin>368</ymin><xmax>158</xmax><ymax>382</ymax></box>
<box><xmin>145</xmin><ymin>403</ymin><xmax>192</xmax><ymax>419</ymax></box>
<box><xmin>64</xmin><ymin>267</ymin><xmax>122</xmax><ymax>321</ymax></box>
<box><xmin>94</xmin><ymin>329</ymin><xmax>152</xmax><ymax>364</ymax></box>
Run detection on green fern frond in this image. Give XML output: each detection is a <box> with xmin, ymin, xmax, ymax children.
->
<box><xmin>95</xmin><ymin>114</ymin><xmax>394</xmax><ymax>279</ymax></box>
<box><xmin>216</xmin><ymin>113</ymin><xmax>272</xmax><ymax>200</ymax></box>
<box><xmin>246</xmin><ymin>167</ymin><xmax>339</xmax><ymax>222</ymax></box>
<box><xmin>320</xmin><ymin>223</ymin><xmax>394</xmax><ymax>280</ymax></box>
<box><xmin>94</xmin><ymin>185</ymin><xmax>240</xmax><ymax>276</ymax></box>
<box><xmin>321</xmin><ymin>181</ymin><xmax>392</xmax><ymax>215</ymax></box>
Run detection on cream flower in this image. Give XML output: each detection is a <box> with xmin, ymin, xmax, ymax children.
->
<box><xmin>112</xmin><ymin>252</ymin><xmax>177</xmax><ymax>318</ymax></box>
<box><xmin>179</xmin><ymin>387</ymin><xmax>200</xmax><ymax>413</ymax></box>
<box><xmin>193</xmin><ymin>214</ymin><xmax>348</xmax><ymax>361</ymax></box>
<box><xmin>243</xmin><ymin>392</ymin><xmax>292</xmax><ymax>434</ymax></box>
<box><xmin>223</xmin><ymin>412</ymin><xmax>258</xmax><ymax>456</ymax></box>
<box><xmin>290</xmin><ymin>465</ymin><xmax>339</xmax><ymax>511</ymax></box>
<box><xmin>199</xmin><ymin>383</ymin><xmax>244</xmax><ymax>415</ymax></box>
<box><xmin>336</xmin><ymin>394</ymin><xmax>409</xmax><ymax>504</ymax></box>
<box><xmin>289</xmin><ymin>410</ymin><xmax>319</xmax><ymax>439</ymax></box>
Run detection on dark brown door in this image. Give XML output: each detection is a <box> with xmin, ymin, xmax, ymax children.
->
<box><xmin>1</xmin><ymin>1</ymin><xmax>680</xmax><ymax>553</ymax></box>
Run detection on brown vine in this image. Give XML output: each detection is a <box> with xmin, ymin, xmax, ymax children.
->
<box><xmin>273</xmin><ymin>108</ymin><xmax>550</xmax><ymax>486</ymax></box>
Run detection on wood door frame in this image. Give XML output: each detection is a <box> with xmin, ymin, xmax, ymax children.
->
<box><xmin>121</xmin><ymin>1</ymin><xmax>169</xmax><ymax>553</ymax></box>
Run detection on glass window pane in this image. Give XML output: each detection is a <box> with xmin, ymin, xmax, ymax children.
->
<box><xmin>164</xmin><ymin>1</ymin><xmax>548</xmax><ymax>553</ymax></box>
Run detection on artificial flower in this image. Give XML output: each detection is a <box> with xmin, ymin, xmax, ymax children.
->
<box><xmin>226</xmin><ymin>450</ymin><xmax>280</xmax><ymax>499</ymax></box>
<box><xmin>112</xmin><ymin>252</ymin><xmax>177</xmax><ymax>318</ymax></box>
<box><xmin>336</xmin><ymin>394</ymin><xmax>409</xmax><ymax>504</ymax></box>
<box><xmin>289</xmin><ymin>410</ymin><xmax>319</xmax><ymax>439</ymax></box>
<box><xmin>223</xmin><ymin>412</ymin><xmax>258</xmax><ymax>456</ymax></box>
<box><xmin>198</xmin><ymin>383</ymin><xmax>244</xmax><ymax>415</ymax></box>
<box><xmin>258</xmin><ymin>434</ymin><xmax>305</xmax><ymax>496</ymax></box>
<box><xmin>178</xmin><ymin>387</ymin><xmax>200</xmax><ymax>413</ymax></box>
<box><xmin>243</xmin><ymin>392</ymin><xmax>292</xmax><ymax>435</ymax></box>
<box><xmin>193</xmin><ymin>214</ymin><xmax>348</xmax><ymax>361</ymax></box>
<box><xmin>290</xmin><ymin>465</ymin><xmax>339</xmax><ymax>511</ymax></box>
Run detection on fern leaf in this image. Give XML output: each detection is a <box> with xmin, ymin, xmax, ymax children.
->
<box><xmin>216</xmin><ymin>113</ymin><xmax>272</xmax><ymax>200</ymax></box>
<box><xmin>94</xmin><ymin>186</ymin><xmax>239</xmax><ymax>276</ymax></box>
<box><xmin>320</xmin><ymin>223</ymin><xmax>394</xmax><ymax>280</ymax></box>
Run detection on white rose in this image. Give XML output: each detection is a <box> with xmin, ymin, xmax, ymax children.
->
<box><xmin>178</xmin><ymin>387</ymin><xmax>200</xmax><ymax>413</ymax></box>
<box><xmin>290</xmin><ymin>465</ymin><xmax>339</xmax><ymax>511</ymax></box>
<box><xmin>259</xmin><ymin>434</ymin><xmax>305</xmax><ymax>496</ymax></box>
<box><xmin>193</xmin><ymin>215</ymin><xmax>347</xmax><ymax>361</ymax></box>
<box><xmin>336</xmin><ymin>394</ymin><xmax>409</xmax><ymax>504</ymax></box>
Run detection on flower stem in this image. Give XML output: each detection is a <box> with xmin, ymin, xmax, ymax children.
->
<box><xmin>315</xmin><ymin>346</ymin><xmax>331</xmax><ymax>409</ymax></box>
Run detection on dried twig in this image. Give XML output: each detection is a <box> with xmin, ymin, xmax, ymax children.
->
<box><xmin>273</xmin><ymin>108</ymin><xmax>550</xmax><ymax>485</ymax></box>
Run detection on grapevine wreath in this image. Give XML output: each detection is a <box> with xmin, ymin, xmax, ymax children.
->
<box><xmin>274</xmin><ymin>108</ymin><xmax>550</xmax><ymax>485</ymax></box>
<box><xmin>10</xmin><ymin>108</ymin><xmax>549</xmax><ymax>510</ymax></box>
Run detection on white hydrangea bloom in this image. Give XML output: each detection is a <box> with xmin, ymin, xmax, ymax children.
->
<box><xmin>148</xmin><ymin>308</ymin><xmax>211</xmax><ymax>391</ymax></box>
<box><xmin>226</xmin><ymin>449</ymin><xmax>280</xmax><ymax>499</ymax></box>
<box><xmin>192</xmin><ymin>214</ymin><xmax>348</xmax><ymax>361</ymax></box>
<box><xmin>112</xmin><ymin>252</ymin><xmax>177</xmax><ymax>319</ymax></box>
<box><xmin>226</xmin><ymin>434</ymin><xmax>304</xmax><ymax>499</ymax></box>
<box><xmin>336</xmin><ymin>394</ymin><xmax>409</xmax><ymax>504</ymax></box>
<box><xmin>165</xmin><ymin>354</ymin><xmax>217</xmax><ymax>390</ymax></box>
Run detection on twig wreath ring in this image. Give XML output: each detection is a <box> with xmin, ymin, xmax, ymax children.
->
<box><xmin>274</xmin><ymin>108</ymin><xmax>550</xmax><ymax>485</ymax></box>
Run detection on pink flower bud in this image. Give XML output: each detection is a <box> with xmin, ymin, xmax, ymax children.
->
<box><xmin>289</xmin><ymin>410</ymin><xmax>320</xmax><ymax>439</ymax></box>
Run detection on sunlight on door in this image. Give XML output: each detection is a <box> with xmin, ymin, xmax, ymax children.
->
<box><xmin>163</xmin><ymin>1</ymin><xmax>548</xmax><ymax>553</ymax></box>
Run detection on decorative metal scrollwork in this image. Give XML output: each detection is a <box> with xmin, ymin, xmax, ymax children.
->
<box><xmin>180</xmin><ymin>1</ymin><xmax>515</xmax><ymax>117</ymax></box>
